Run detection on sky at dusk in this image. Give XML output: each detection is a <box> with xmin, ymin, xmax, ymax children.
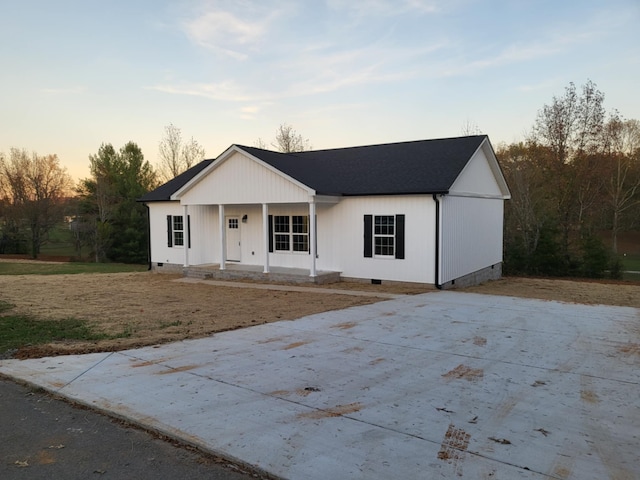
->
<box><xmin>1</xmin><ymin>0</ymin><xmax>639</xmax><ymax>180</ymax></box>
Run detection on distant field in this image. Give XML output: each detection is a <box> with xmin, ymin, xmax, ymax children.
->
<box><xmin>0</xmin><ymin>261</ymin><xmax>147</xmax><ymax>275</ymax></box>
<box><xmin>39</xmin><ymin>222</ymin><xmax>85</xmax><ymax>258</ymax></box>
<box><xmin>621</xmin><ymin>253</ymin><xmax>640</xmax><ymax>281</ymax></box>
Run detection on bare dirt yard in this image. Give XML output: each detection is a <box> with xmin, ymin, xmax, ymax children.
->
<box><xmin>1</xmin><ymin>266</ymin><xmax>638</xmax><ymax>359</ymax></box>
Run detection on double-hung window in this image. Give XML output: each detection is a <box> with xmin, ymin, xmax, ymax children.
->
<box><xmin>292</xmin><ymin>216</ymin><xmax>309</xmax><ymax>252</ymax></box>
<box><xmin>172</xmin><ymin>216</ymin><xmax>184</xmax><ymax>246</ymax></box>
<box><xmin>374</xmin><ymin>215</ymin><xmax>395</xmax><ymax>256</ymax></box>
<box><xmin>271</xmin><ymin>215</ymin><xmax>309</xmax><ymax>253</ymax></box>
<box><xmin>274</xmin><ymin>215</ymin><xmax>291</xmax><ymax>251</ymax></box>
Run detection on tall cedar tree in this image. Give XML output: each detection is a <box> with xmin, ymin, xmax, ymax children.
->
<box><xmin>79</xmin><ymin>142</ymin><xmax>158</xmax><ymax>263</ymax></box>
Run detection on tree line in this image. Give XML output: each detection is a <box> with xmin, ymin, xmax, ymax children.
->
<box><xmin>0</xmin><ymin>123</ymin><xmax>309</xmax><ymax>263</ymax></box>
<box><xmin>498</xmin><ymin>81</ymin><xmax>640</xmax><ymax>278</ymax></box>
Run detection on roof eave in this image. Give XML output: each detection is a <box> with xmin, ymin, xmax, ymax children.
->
<box><xmin>339</xmin><ymin>190</ymin><xmax>450</xmax><ymax>197</ymax></box>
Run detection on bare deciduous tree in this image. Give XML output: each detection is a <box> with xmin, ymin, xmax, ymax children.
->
<box><xmin>531</xmin><ymin>80</ymin><xmax>608</xmax><ymax>257</ymax></box>
<box><xmin>253</xmin><ymin>137</ymin><xmax>268</xmax><ymax>149</ymax></box>
<box><xmin>158</xmin><ymin>124</ymin><xmax>205</xmax><ymax>182</ymax></box>
<box><xmin>603</xmin><ymin>117</ymin><xmax>640</xmax><ymax>252</ymax></box>
<box><xmin>0</xmin><ymin>148</ymin><xmax>73</xmax><ymax>258</ymax></box>
<box><xmin>253</xmin><ymin>124</ymin><xmax>311</xmax><ymax>153</ymax></box>
<box><xmin>534</xmin><ymin>80</ymin><xmax>606</xmax><ymax>165</ymax></box>
<box><xmin>272</xmin><ymin>123</ymin><xmax>311</xmax><ymax>153</ymax></box>
<box><xmin>461</xmin><ymin>119</ymin><xmax>482</xmax><ymax>136</ymax></box>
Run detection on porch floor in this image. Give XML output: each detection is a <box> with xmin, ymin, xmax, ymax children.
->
<box><xmin>183</xmin><ymin>263</ymin><xmax>341</xmax><ymax>285</ymax></box>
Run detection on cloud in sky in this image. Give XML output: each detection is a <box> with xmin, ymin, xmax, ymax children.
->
<box><xmin>1</xmin><ymin>0</ymin><xmax>638</xmax><ymax>179</ymax></box>
<box><xmin>152</xmin><ymin>0</ymin><xmax>624</xmax><ymax>116</ymax></box>
<box><xmin>326</xmin><ymin>0</ymin><xmax>441</xmax><ymax>17</ymax></box>
<box><xmin>40</xmin><ymin>86</ymin><xmax>88</xmax><ymax>96</ymax></box>
<box><xmin>181</xmin><ymin>1</ymin><xmax>292</xmax><ymax>59</ymax></box>
<box><xmin>150</xmin><ymin>1</ymin><xmax>455</xmax><ymax>107</ymax></box>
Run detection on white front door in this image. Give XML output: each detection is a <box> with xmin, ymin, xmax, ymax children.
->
<box><xmin>226</xmin><ymin>216</ymin><xmax>241</xmax><ymax>261</ymax></box>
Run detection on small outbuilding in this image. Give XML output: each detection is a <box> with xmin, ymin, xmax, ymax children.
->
<box><xmin>139</xmin><ymin>135</ymin><xmax>510</xmax><ymax>287</ymax></box>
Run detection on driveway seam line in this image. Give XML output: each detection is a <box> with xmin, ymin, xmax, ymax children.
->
<box><xmin>56</xmin><ymin>352</ymin><xmax>116</xmax><ymax>392</ymax></box>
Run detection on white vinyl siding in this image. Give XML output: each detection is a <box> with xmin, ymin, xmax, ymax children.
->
<box><xmin>316</xmin><ymin>196</ymin><xmax>435</xmax><ymax>283</ymax></box>
<box><xmin>450</xmin><ymin>143</ymin><xmax>508</xmax><ymax>198</ymax></box>
<box><xmin>440</xmin><ymin>196</ymin><xmax>504</xmax><ymax>283</ymax></box>
<box><xmin>149</xmin><ymin>203</ymin><xmax>219</xmax><ymax>266</ymax></box>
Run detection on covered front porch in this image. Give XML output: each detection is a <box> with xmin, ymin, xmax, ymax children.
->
<box><xmin>183</xmin><ymin>263</ymin><xmax>341</xmax><ymax>285</ymax></box>
<box><xmin>170</xmin><ymin>146</ymin><xmax>342</xmax><ymax>281</ymax></box>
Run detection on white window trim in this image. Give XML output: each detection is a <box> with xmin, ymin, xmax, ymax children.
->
<box><xmin>273</xmin><ymin>215</ymin><xmax>309</xmax><ymax>254</ymax></box>
<box><xmin>173</xmin><ymin>215</ymin><xmax>185</xmax><ymax>247</ymax></box>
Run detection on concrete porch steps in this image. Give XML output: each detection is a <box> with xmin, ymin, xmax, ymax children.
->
<box><xmin>183</xmin><ymin>264</ymin><xmax>341</xmax><ymax>285</ymax></box>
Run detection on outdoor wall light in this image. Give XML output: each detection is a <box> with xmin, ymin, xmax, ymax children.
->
<box><xmin>242</xmin><ymin>214</ymin><xmax>248</xmax><ymax>223</ymax></box>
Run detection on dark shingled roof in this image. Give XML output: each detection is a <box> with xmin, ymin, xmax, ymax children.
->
<box><xmin>239</xmin><ymin>135</ymin><xmax>487</xmax><ymax>196</ymax></box>
<box><xmin>139</xmin><ymin>135</ymin><xmax>488</xmax><ymax>200</ymax></box>
<box><xmin>138</xmin><ymin>159</ymin><xmax>214</xmax><ymax>202</ymax></box>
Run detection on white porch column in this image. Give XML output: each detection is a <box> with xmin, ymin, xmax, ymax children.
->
<box><xmin>183</xmin><ymin>204</ymin><xmax>189</xmax><ymax>267</ymax></box>
<box><xmin>262</xmin><ymin>203</ymin><xmax>270</xmax><ymax>273</ymax></box>
<box><xmin>309</xmin><ymin>200</ymin><xmax>317</xmax><ymax>277</ymax></box>
<box><xmin>219</xmin><ymin>204</ymin><xmax>226</xmax><ymax>270</ymax></box>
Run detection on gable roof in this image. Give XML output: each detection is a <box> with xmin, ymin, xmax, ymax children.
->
<box><xmin>141</xmin><ymin>135</ymin><xmax>504</xmax><ymax>201</ymax></box>
<box><xmin>139</xmin><ymin>159</ymin><xmax>214</xmax><ymax>202</ymax></box>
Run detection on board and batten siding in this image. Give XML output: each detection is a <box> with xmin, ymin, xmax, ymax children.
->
<box><xmin>148</xmin><ymin>202</ymin><xmax>219</xmax><ymax>266</ymax></box>
<box><xmin>449</xmin><ymin>143</ymin><xmax>504</xmax><ymax>196</ymax></box>
<box><xmin>316</xmin><ymin>195</ymin><xmax>436</xmax><ymax>283</ymax></box>
<box><xmin>439</xmin><ymin>196</ymin><xmax>504</xmax><ymax>284</ymax></box>
<box><xmin>149</xmin><ymin>201</ymin><xmax>187</xmax><ymax>265</ymax></box>
<box><xmin>178</xmin><ymin>152</ymin><xmax>311</xmax><ymax>206</ymax></box>
<box><xmin>185</xmin><ymin>204</ymin><xmax>218</xmax><ymax>265</ymax></box>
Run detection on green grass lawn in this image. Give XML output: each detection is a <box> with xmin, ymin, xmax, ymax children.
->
<box><xmin>0</xmin><ymin>301</ymin><xmax>128</xmax><ymax>355</ymax></box>
<box><xmin>39</xmin><ymin>222</ymin><xmax>84</xmax><ymax>257</ymax></box>
<box><xmin>620</xmin><ymin>253</ymin><xmax>640</xmax><ymax>281</ymax></box>
<box><xmin>0</xmin><ymin>262</ymin><xmax>147</xmax><ymax>275</ymax></box>
<box><xmin>621</xmin><ymin>253</ymin><xmax>640</xmax><ymax>271</ymax></box>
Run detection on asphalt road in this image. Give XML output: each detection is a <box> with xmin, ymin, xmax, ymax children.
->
<box><xmin>0</xmin><ymin>378</ymin><xmax>260</xmax><ymax>480</ymax></box>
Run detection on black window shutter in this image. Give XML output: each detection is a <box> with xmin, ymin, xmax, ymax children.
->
<box><xmin>364</xmin><ymin>215</ymin><xmax>373</xmax><ymax>258</ymax></box>
<box><xmin>395</xmin><ymin>214</ymin><xmax>405</xmax><ymax>259</ymax></box>
<box><xmin>268</xmin><ymin>215</ymin><xmax>274</xmax><ymax>253</ymax></box>
<box><xmin>167</xmin><ymin>215</ymin><xmax>173</xmax><ymax>247</ymax></box>
<box><xmin>187</xmin><ymin>215</ymin><xmax>191</xmax><ymax>249</ymax></box>
<box><xmin>307</xmin><ymin>215</ymin><xmax>311</xmax><ymax>254</ymax></box>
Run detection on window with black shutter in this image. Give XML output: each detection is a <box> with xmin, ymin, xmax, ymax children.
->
<box><xmin>167</xmin><ymin>215</ymin><xmax>186</xmax><ymax>247</ymax></box>
<box><xmin>364</xmin><ymin>214</ymin><xmax>405</xmax><ymax>259</ymax></box>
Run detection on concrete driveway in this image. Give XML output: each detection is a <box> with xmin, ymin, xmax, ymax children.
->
<box><xmin>1</xmin><ymin>291</ymin><xmax>638</xmax><ymax>479</ymax></box>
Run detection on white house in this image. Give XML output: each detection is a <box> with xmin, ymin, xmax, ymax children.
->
<box><xmin>139</xmin><ymin>135</ymin><xmax>511</xmax><ymax>288</ymax></box>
